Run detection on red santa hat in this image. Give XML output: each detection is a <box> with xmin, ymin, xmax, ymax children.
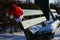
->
<box><xmin>10</xmin><ymin>4</ymin><xmax>24</xmax><ymax>18</ymax></box>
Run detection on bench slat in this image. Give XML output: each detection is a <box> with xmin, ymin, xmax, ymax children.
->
<box><xmin>23</xmin><ymin>9</ymin><xmax>43</xmax><ymax>16</ymax></box>
<box><xmin>21</xmin><ymin>16</ymin><xmax>46</xmax><ymax>29</ymax></box>
<box><xmin>50</xmin><ymin>9</ymin><xmax>57</xmax><ymax>18</ymax></box>
<box><xmin>50</xmin><ymin>9</ymin><xmax>56</xmax><ymax>13</ymax></box>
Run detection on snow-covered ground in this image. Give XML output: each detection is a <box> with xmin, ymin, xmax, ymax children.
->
<box><xmin>51</xmin><ymin>27</ymin><xmax>60</xmax><ymax>40</ymax></box>
<box><xmin>0</xmin><ymin>24</ymin><xmax>56</xmax><ymax>40</ymax></box>
<box><xmin>0</xmin><ymin>21</ymin><xmax>60</xmax><ymax>40</ymax></box>
<box><xmin>0</xmin><ymin>32</ymin><xmax>26</xmax><ymax>40</ymax></box>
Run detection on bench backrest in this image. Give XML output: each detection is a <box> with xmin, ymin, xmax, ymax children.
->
<box><xmin>21</xmin><ymin>9</ymin><xmax>47</xmax><ymax>29</ymax></box>
<box><xmin>23</xmin><ymin>9</ymin><xmax>43</xmax><ymax>16</ymax></box>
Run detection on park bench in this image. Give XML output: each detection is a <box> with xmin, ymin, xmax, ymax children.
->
<box><xmin>50</xmin><ymin>9</ymin><xmax>60</xmax><ymax>20</ymax></box>
<box><xmin>50</xmin><ymin>3</ymin><xmax>60</xmax><ymax>20</ymax></box>
<box><xmin>21</xmin><ymin>9</ymin><xmax>60</xmax><ymax>40</ymax></box>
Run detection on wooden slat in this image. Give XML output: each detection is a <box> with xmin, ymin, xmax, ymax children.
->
<box><xmin>50</xmin><ymin>9</ymin><xmax>58</xmax><ymax>18</ymax></box>
<box><xmin>21</xmin><ymin>16</ymin><xmax>46</xmax><ymax>29</ymax></box>
<box><xmin>50</xmin><ymin>9</ymin><xmax>56</xmax><ymax>13</ymax></box>
<box><xmin>23</xmin><ymin>9</ymin><xmax>43</xmax><ymax>16</ymax></box>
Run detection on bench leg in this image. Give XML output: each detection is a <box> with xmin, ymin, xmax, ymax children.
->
<box><xmin>14</xmin><ymin>26</ymin><xmax>17</xmax><ymax>32</ymax></box>
<box><xmin>10</xmin><ymin>26</ymin><xmax>13</xmax><ymax>34</ymax></box>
